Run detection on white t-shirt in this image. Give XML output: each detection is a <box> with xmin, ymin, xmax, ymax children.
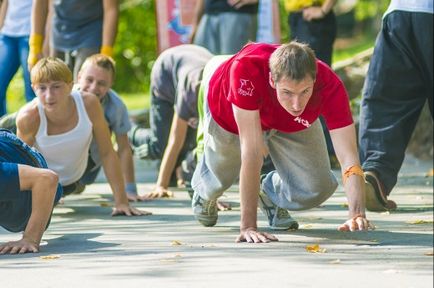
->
<box><xmin>385</xmin><ymin>0</ymin><xmax>433</xmax><ymax>17</ymax></box>
<box><xmin>1</xmin><ymin>0</ymin><xmax>32</xmax><ymax>36</ymax></box>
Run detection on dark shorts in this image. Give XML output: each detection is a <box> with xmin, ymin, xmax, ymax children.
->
<box><xmin>0</xmin><ymin>129</ymin><xmax>63</xmax><ymax>232</ymax></box>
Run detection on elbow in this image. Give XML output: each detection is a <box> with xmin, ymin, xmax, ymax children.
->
<box><xmin>40</xmin><ymin>169</ymin><xmax>59</xmax><ymax>194</ymax></box>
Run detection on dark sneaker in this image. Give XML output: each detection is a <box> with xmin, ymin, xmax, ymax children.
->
<box><xmin>258</xmin><ymin>190</ymin><xmax>298</xmax><ymax>230</ymax></box>
<box><xmin>72</xmin><ymin>182</ymin><xmax>86</xmax><ymax>195</ymax></box>
<box><xmin>129</xmin><ymin>109</ymin><xmax>150</xmax><ymax>128</ymax></box>
<box><xmin>192</xmin><ymin>191</ymin><xmax>218</xmax><ymax>227</ymax></box>
<box><xmin>0</xmin><ymin>112</ymin><xmax>18</xmax><ymax>133</ymax></box>
<box><xmin>364</xmin><ymin>171</ymin><xmax>397</xmax><ymax>212</ymax></box>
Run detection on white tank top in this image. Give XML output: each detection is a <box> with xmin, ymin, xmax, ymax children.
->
<box><xmin>35</xmin><ymin>91</ymin><xmax>93</xmax><ymax>186</ymax></box>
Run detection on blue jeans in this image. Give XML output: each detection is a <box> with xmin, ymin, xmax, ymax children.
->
<box><xmin>0</xmin><ymin>34</ymin><xmax>36</xmax><ymax>116</ymax></box>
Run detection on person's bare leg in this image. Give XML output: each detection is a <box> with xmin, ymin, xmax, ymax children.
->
<box><xmin>0</xmin><ymin>165</ymin><xmax>58</xmax><ymax>254</ymax></box>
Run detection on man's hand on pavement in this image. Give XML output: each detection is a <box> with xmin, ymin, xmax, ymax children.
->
<box><xmin>143</xmin><ymin>186</ymin><xmax>174</xmax><ymax>200</ymax></box>
<box><xmin>338</xmin><ymin>215</ymin><xmax>375</xmax><ymax>231</ymax></box>
<box><xmin>236</xmin><ymin>228</ymin><xmax>278</xmax><ymax>243</ymax></box>
<box><xmin>112</xmin><ymin>204</ymin><xmax>152</xmax><ymax>216</ymax></box>
<box><xmin>0</xmin><ymin>238</ymin><xmax>39</xmax><ymax>254</ymax></box>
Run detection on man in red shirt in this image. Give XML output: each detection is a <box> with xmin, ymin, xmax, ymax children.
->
<box><xmin>191</xmin><ymin>42</ymin><xmax>373</xmax><ymax>243</ymax></box>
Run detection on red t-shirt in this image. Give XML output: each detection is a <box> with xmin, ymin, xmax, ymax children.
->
<box><xmin>207</xmin><ymin>43</ymin><xmax>353</xmax><ymax>134</ymax></box>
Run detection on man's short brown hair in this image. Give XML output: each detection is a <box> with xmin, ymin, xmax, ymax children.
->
<box><xmin>80</xmin><ymin>54</ymin><xmax>116</xmax><ymax>80</ymax></box>
<box><xmin>31</xmin><ymin>57</ymin><xmax>73</xmax><ymax>84</ymax></box>
<box><xmin>269</xmin><ymin>41</ymin><xmax>317</xmax><ymax>83</ymax></box>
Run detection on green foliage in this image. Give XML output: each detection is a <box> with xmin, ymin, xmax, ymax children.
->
<box><xmin>354</xmin><ymin>0</ymin><xmax>389</xmax><ymax>21</ymax></box>
<box><xmin>113</xmin><ymin>0</ymin><xmax>157</xmax><ymax>94</ymax></box>
<box><xmin>333</xmin><ymin>34</ymin><xmax>375</xmax><ymax>62</ymax></box>
<box><xmin>6</xmin><ymin>72</ymin><xmax>27</xmax><ymax>113</ymax></box>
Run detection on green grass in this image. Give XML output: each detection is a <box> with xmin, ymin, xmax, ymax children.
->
<box><xmin>117</xmin><ymin>92</ymin><xmax>150</xmax><ymax>111</ymax></box>
<box><xmin>6</xmin><ymin>73</ymin><xmax>27</xmax><ymax>113</ymax></box>
<box><xmin>333</xmin><ymin>33</ymin><xmax>376</xmax><ymax>62</ymax></box>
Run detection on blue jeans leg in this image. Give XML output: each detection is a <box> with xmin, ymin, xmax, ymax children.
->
<box><xmin>0</xmin><ymin>35</ymin><xmax>20</xmax><ymax>116</ymax></box>
<box><xmin>18</xmin><ymin>36</ymin><xmax>36</xmax><ymax>102</ymax></box>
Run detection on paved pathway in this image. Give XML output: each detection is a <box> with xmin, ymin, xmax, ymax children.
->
<box><xmin>1</xmin><ymin>154</ymin><xmax>433</xmax><ymax>288</ymax></box>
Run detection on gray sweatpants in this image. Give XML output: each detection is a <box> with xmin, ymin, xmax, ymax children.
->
<box><xmin>191</xmin><ymin>58</ymin><xmax>338</xmax><ymax>211</ymax></box>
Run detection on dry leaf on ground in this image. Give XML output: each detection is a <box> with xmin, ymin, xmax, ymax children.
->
<box><xmin>40</xmin><ymin>255</ymin><xmax>60</xmax><ymax>260</ymax></box>
<box><xmin>406</xmin><ymin>219</ymin><xmax>434</xmax><ymax>224</ymax></box>
<box><xmin>171</xmin><ymin>240</ymin><xmax>182</xmax><ymax>246</ymax></box>
<box><xmin>306</xmin><ymin>244</ymin><xmax>326</xmax><ymax>253</ymax></box>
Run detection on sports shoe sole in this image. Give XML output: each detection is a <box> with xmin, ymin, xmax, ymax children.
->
<box><xmin>270</xmin><ymin>219</ymin><xmax>299</xmax><ymax>231</ymax></box>
<box><xmin>365</xmin><ymin>171</ymin><xmax>397</xmax><ymax>212</ymax></box>
<box><xmin>195</xmin><ymin>215</ymin><xmax>218</xmax><ymax>227</ymax></box>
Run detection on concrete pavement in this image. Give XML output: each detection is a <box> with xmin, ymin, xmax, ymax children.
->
<box><xmin>1</xmin><ymin>154</ymin><xmax>433</xmax><ymax>288</ymax></box>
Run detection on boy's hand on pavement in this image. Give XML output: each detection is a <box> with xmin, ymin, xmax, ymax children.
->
<box><xmin>143</xmin><ymin>186</ymin><xmax>174</xmax><ymax>200</ymax></box>
<box><xmin>112</xmin><ymin>204</ymin><xmax>152</xmax><ymax>216</ymax></box>
<box><xmin>236</xmin><ymin>228</ymin><xmax>278</xmax><ymax>243</ymax></box>
<box><xmin>338</xmin><ymin>215</ymin><xmax>375</xmax><ymax>232</ymax></box>
<box><xmin>0</xmin><ymin>238</ymin><xmax>39</xmax><ymax>254</ymax></box>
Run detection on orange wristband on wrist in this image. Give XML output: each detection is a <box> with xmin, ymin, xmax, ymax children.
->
<box><xmin>100</xmin><ymin>45</ymin><xmax>114</xmax><ymax>57</ymax></box>
<box><xmin>342</xmin><ymin>165</ymin><xmax>364</xmax><ymax>185</ymax></box>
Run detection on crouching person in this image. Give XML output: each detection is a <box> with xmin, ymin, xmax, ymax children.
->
<box><xmin>192</xmin><ymin>42</ymin><xmax>374</xmax><ymax>243</ymax></box>
<box><xmin>0</xmin><ymin>129</ymin><xmax>62</xmax><ymax>254</ymax></box>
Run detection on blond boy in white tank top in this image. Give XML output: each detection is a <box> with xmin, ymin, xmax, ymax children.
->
<box><xmin>16</xmin><ymin>57</ymin><xmax>149</xmax><ymax>217</ymax></box>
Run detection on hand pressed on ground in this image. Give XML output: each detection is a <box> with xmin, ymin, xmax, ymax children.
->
<box><xmin>236</xmin><ymin>228</ymin><xmax>278</xmax><ymax>243</ymax></box>
<box><xmin>0</xmin><ymin>238</ymin><xmax>39</xmax><ymax>254</ymax></box>
<box><xmin>112</xmin><ymin>203</ymin><xmax>152</xmax><ymax>216</ymax></box>
<box><xmin>338</xmin><ymin>215</ymin><xmax>375</xmax><ymax>231</ymax></box>
<box><xmin>143</xmin><ymin>186</ymin><xmax>174</xmax><ymax>199</ymax></box>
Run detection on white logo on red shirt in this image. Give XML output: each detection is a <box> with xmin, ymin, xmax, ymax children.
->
<box><xmin>238</xmin><ymin>79</ymin><xmax>255</xmax><ymax>97</ymax></box>
<box><xmin>294</xmin><ymin>116</ymin><xmax>311</xmax><ymax>128</ymax></box>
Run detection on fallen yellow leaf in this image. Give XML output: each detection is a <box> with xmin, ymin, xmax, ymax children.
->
<box><xmin>426</xmin><ymin>169</ymin><xmax>434</xmax><ymax>177</ymax></box>
<box><xmin>424</xmin><ymin>251</ymin><xmax>433</xmax><ymax>256</ymax></box>
<box><xmin>406</xmin><ymin>219</ymin><xmax>434</xmax><ymax>224</ymax></box>
<box><xmin>40</xmin><ymin>255</ymin><xmax>60</xmax><ymax>260</ymax></box>
<box><xmin>99</xmin><ymin>202</ymin><xmax>111</xmax><ymax>207</ymax></box>
<box><xmin>340</xmin><ymin>203</ymin><xmax>349</xmax><ymax>208</ymax></box>
<box><xmin>306</xmin><ymin>244</ymin><xmax>326</xmax><ymax>253</ymax></box>
<box><xmin>171</xmin><ymin>240</ymin><xmax>182</xmax><ymax>246</ymax></box>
